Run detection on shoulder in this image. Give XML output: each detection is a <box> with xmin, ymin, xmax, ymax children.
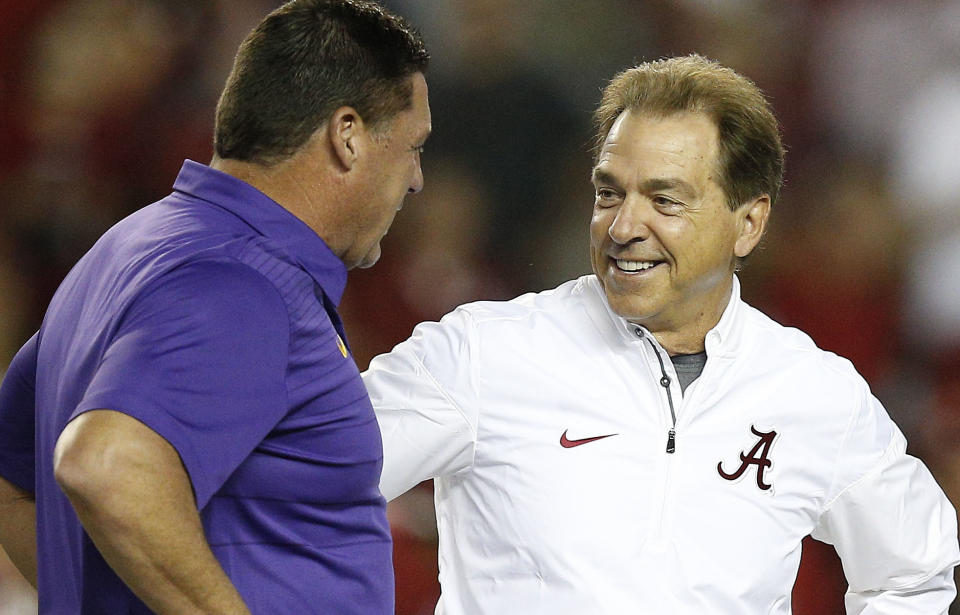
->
<box><xmin>158</xmin><ymin>257</ymin><xmax>286</xmax><ymax>306</ymax></box>
<box><xmin>450</xmin><ymin>275</ymin><xmax>599</xmax><ymax>329</ymax></box>
<box><xmin>127</xmin><ymin>257</ymin><xmax>290</xmax><ymax>343</ymax></box>
<box><xmin>733</xmin><ymin>302</ymin><xmax>900</xmax><ymax>494</ymax></box>
<box><xmin>730</xmin><ymin>302</ymin><xmax>878</xmax><ymax>453</ymax></box>
<box><xmin>385</xmin><ymin>277</ymin><xmax>599</xmax><ymax>375</ymax></box>
<box><xmin>73</xmin><ymin>194</ymin><xmax>275</xmax><ymax>298</ymax></box>
<box><xmin>738</xmin><ymin>302</ymin><xmax>869</xmax><ymax>398</ymax></box>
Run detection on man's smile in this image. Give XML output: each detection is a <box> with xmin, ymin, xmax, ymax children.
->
<box><xmin>613</xmin><ymin>259</ymin><xmax>665</xmax><ymax>273</ymax></box>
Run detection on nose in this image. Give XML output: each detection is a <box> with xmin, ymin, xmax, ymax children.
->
<box><xmin>408</xmin><ymin>154</ymin><xmax>424</xmax><ymax>194</ymax></box>
<box><xmin>607</xmin><ymin>195</ymin><xmax>651</xmax><ymax>245</ymax></box>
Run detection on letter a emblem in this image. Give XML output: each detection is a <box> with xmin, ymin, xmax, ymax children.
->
<box><xmin>717</xmin><ymin>425</ymin><xmax>777</xmax><ymax>491</ymax></box>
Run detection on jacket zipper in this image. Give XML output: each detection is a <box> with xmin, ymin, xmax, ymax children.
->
<box><xmin>646</xmin><ymin>338</ymin><xmax>677</xmax><ymax>453</ymax></box>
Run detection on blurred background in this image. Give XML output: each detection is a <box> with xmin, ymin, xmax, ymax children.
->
<box><xmin>1</xmin><ymin>0</ymin><xmax>959</xmax><ymax>612</ymax></box>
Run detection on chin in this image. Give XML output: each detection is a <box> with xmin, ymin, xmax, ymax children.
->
<box><xmin>603</xmin><ymin>287</ymin><xmax>657</xmax><ymax>323</ymax></box>
<box><xmin>357</xmin><ymin>256</ymin><xmax>380</xmax><ymax>269</ymax></box>
<box><xmin>357</xmin><ymin>245</ymin><xmax>382</xmax><ymax>269</ymax></box>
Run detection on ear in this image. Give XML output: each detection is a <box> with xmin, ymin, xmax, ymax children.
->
<box><xmin>327</xmin><ymin>106</ymin><xmax>366</xmax><ymax>171</ymax></box>
<box><xmin>734</xmin><ymin>194</ymin><xmax>771</xmax><ymax>258</ymax></box>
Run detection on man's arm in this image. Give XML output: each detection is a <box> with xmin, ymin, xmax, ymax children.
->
<box><xmin>54</xmin><ymin>410</ymin><xmax>251</xmax><ymax>615</ymax></box>
<box><xmin>0</xmin><ymin>476</ymin><xmax>35</xmax><ymax>588</ymax></box>
<box><xmin>51</xmin><ymin>260</ymin><xmax>290</xmax><ymax>611</ymax></box>
<box><xmin>843</xmin><ymin>568</ymin><xmax>956</xmax><ymax>614</ymax></box>
<box><xmin>363</xmin><ymin>308</ymin><xmax>480</xmax><ymax>500</ymax></box>
<box><xmin>811</xmin><ymin>396</ymin><xmax>960</xmax><ymax>614</ymax></box>
<box><xmin>0</xmin><ymin>333</ymin><xmax>39</xmax><ymax>587</ymax></box>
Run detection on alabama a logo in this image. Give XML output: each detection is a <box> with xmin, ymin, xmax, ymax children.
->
<box><xmin>717</xmin><ymin>425</ymin><xmax>777</xmax><ymax>491</ymax></box>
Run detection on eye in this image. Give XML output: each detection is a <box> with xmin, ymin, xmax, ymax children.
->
<box><xmin>594</xmin><ymin>188</ymin><xmax>620</xmax><ymax>208</ymax></box>
<box><xmin>652</xmin><ymin>195</ymin><xmax>683</xmax><ymax>212</ymax></box>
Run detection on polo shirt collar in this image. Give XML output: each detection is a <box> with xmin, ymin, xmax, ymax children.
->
<box><xmin>172</xmin><ymin>159</ymin><xmax>348</xmax><ymax>305</ymax></box>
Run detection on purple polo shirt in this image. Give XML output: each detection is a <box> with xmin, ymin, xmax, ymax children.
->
<box><xmin>0</xmin><ymin>160</ymin><xmax>393</xmax><ymax>613</ymax></box>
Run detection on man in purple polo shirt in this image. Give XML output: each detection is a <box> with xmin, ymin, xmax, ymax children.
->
<box><xmin>0</xmin><ymin>1</ymin><xmax>431</xmax><ymax>612</ymax></box>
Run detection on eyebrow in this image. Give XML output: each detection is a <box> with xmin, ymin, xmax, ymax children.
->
<box><xmin>638</xmin><ymin>178</ymin><xmax>698</xmax><ymax>199</ymax></box>
<box><xmin>591</xmin><ymin>168</ymin><xmax>620</xmax><ymax>188</ymax></box>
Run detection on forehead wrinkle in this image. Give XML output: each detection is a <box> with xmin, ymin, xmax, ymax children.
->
<box><xmin>594</xmin><ymin>112</ymin><xmax>724</xmax><ymax>204</ymax></box>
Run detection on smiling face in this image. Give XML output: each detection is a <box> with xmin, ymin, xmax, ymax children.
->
<box><xmin>589</xmin><ymin>110</ymin><xmax>768</xmax><ymax>352</ymax></box>
<box><xmin>346</xmin><ymin>72</ymin><xmax>432</xmax><ymax>269</ymax></box>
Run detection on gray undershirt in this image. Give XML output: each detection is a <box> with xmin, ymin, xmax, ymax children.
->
<box><xmin>670</xmin><ymin>351</ymin><xmax>707</xmax><ymax>394</ymax></box>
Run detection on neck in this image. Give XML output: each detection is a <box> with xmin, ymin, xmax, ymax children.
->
<box><xmin>650</xmin><ymin>330</ymin><xmax>708</xmax><ymax>356</ymax></box>
<box><xmin>636</xmin><ymin>278</ymin><xmax>734</xmax><ymax>356</ymax></box>
<box><xmin>210</xmin><ymin>153</ymin><xmax>344</xmax><ymax>253</ymax></box>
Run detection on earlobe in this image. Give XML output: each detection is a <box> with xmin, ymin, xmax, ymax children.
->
<box><xmin>329</xmin><ymin>106</ymin><xmax>364</xmax><ymax>171</ymax></box>
<box><xmin>734</xmin><ymin>195</ymin><xmax>771</xmax><ymax>258</ymax></box>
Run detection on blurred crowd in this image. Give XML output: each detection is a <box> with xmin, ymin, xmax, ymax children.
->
<box><xmin>1</xmin><ymin>0</ymin><xmax>959</xmax><ymax>613</ymax></box>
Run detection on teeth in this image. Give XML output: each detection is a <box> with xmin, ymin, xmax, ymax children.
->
<box><xmin>616</xmin><ymin>260</ymin><xmax>658</xmax><ymax>272</ymax></box>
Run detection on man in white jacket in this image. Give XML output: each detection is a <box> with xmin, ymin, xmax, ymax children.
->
<box><xmin>363</xmin><ymin>54</ymin><xmax>960</xmax><ymax>613</ymax></box>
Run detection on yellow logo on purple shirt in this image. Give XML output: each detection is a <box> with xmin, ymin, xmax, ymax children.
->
<box><xmin>336</xmin><ymin>334</ymin><xmax>348</xmax><ymax>358</ymax></box>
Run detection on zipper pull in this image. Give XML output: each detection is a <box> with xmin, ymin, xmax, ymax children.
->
<box><xmin>666</xmin><ymin>428</ymin><xmax>676</xmax><ymax>454</ymax></box>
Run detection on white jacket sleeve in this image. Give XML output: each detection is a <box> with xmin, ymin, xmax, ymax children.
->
<box><xmin>362</xmin><ymin>308</ymin><xmax>480</xmax><ymax>501</ymax></box>
<box><xmin>811</xmin><ymin>390</ymin><xmax>960</xmax><ymax>614</ymax></box>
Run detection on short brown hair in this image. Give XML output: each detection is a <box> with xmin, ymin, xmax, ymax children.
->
<box><xmin>214</xmin><ymin>0</ymin><xmax>429</xmax><ymax>165</ymax></box>
<box><xmin>594</xmin><ymin>54</ymin><xmax>785</xmax><ymax>209</ymax></box>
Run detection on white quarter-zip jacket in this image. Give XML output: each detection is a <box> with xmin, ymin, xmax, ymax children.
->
<box><xmin>363</xmin><ymin>275</ymin><xmax>959</xmax><ymax>614</ymax></box>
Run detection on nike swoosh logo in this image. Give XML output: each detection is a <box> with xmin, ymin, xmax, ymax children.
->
<box><xmin>560</xmin><ymin>429</ymin><xmax>618</xmax><ymax>448</ymax></box>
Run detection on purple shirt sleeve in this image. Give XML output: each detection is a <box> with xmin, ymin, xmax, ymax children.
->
<box><xmin>76</xmin><ymin>259</ymin><xmax>290</xmax><ymax>508</ymax></box>
<box><xmin>0</xmin><ymin>332</ymin><xmax>39</xmax><ymax>492</ymax></box>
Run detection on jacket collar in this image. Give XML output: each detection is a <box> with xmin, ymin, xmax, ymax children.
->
<box><xmin>590</xmin><ymin>274</ymin><xmax>745</xmax><ymax>358</ymax></box>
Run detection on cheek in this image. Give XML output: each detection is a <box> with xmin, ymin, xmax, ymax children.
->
<box><xmin>376</xmin><ymin>206</ymin><xmax>397</xmax><ymax>234</ymax></box>
<box><xmin>679</xmin><ymin>225</ymin><xmax>736</xmax><ymax>271</ymax></box>
<box><xmin>589</xmin><ymin>209</ymin><xmax>611</xmax><ymax>242</ymax></box>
